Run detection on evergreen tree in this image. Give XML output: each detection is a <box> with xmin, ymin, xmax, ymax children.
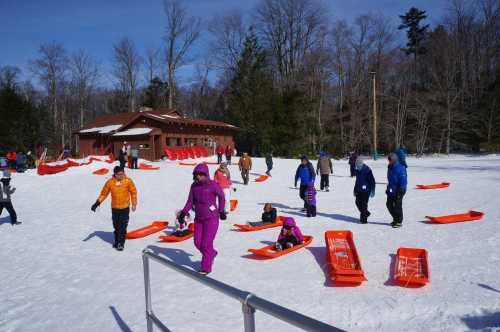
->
<box><xmin>143</xmin><ymin>77</ymin><xmax>168</xmax><ymax>109</ymax></box>
<box><xmin>399</xmin><ymin>7</ymin><xmax>429</xmax><ymax>83</ymax></box>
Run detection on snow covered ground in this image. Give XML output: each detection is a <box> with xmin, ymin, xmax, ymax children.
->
<box><xmin>1</xmin><ymin>154</ymin><xmax>500</xmax><ymax>331</ymax></box>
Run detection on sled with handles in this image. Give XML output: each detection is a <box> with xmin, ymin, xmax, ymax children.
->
<box><xmin>325</xmin><ymin>230</ymin><xmax>367</xmax><ymax>283</ymax></box>
<box><xmin>92</xmin><ymin>168</ymin><xmax>109</xmax><ymax>175</ymax></box>
<box><xmin>233</xmin><ymin>216</ymin><xmax>285</xmax><ymax>232</ymax></box>
<box><xmin>247</xmin><ymin>236</ymin><xmax>313</xmax><ymax>258</ymax></box>
<box><xmin>425</xmin><ymin>210</ymin><xmax>484</xmax><ymax>224</ymax></box>
<box><xmin>416</xmin><ymin>182</ymin><xmax>450</xmax><ymax>189</ymax></box>
<box><xmin>159</xmin><ymin>223</ymin><xmax>195</xmax><ymax>242</ymax></box>
<box><xmin>394</xmin><ymin>247</ymin><xmax>430</xmax><ymax>286</ymax></box>
<box><xmin>126</xmin><ymin>221</ymin><xmax>169</xmax><ymax>239</ymax></box>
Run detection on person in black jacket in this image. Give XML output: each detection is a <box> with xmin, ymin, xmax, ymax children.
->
<box><xmin>265</xmin><ymin>152</ymin><xmax>273</xmax><ymax>176</ymax></box>
<box><xmin>248</xmin><ymin>203</ymin><xmax>277</xmax><ymax>227</ymax></box>
<box><xmin>353</xmin><ymin>158</ymin><xmax>376</xmax><ymax>224</ymax></box>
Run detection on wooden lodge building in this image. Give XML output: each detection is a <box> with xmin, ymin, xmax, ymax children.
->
<box><xmin>76</xmin><ymin>108</ymin><xmax>238</xmax><ymax>160</ymax></box>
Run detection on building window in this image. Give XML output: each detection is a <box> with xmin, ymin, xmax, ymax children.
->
<box><xmin>139</xmin><ymin>144</ymin><xmax>150</xmax><ymax>149</ymax></box>
<box><xmin>166</xmin><ymin>137</ymin><xmax>177</xmax><ymax>146</ymax></box>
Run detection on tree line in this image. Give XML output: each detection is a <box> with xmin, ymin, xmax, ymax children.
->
<box><xmin>1</xmin><ymin>0</ymin><xmax>499</xmax><ymax>157</ymax></box>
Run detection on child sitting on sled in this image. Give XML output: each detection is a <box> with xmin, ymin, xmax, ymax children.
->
<box><xmin>247</xmin><ymin>203</ymin><xmax>277</xmax><ymax>227</ymax></box>
<box><xmin>305</xmin><ymin>182</ymin><xmax>317</xmax><ymax>217</ymax></box>
<box><xmin>174</xmin><ymin>210</ymin><xmax>192</xmax><ymax>237</ymax></box>
<box><xmin>275</xmin><ymin>217</ymin><xmax>304</xmax><ymax>251</ymax></box>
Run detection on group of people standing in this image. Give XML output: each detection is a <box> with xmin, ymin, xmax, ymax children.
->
<box><xmin>118</xmin><ymin>142</ymin><xmax>139</xmax><ymax>170</ymax></box>
<box><xmin>216</xmin><ymin>145</ymin><xmax>234</xmax><ymax>165</ymax></box>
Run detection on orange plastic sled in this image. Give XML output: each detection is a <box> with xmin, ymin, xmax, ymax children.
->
<box><xmin>92</xmin><ymin>168</ymin><xmax>109</xmax><ymax>175</ymax></box>
<box><xmin>230</xmin><ymin>199</ymin><xmax>238</xmax><ymax>211</ymax></box>
<box><xmin>394</xmin><ymin>247</ymin><xmax>430</xmax><ymax>286</ymax></box>
<box><xmin>233</xmin><ymin>216</ymin><xmax>285</xmax><ymax>232</ymax></box>
<box><xmin>325</xmin><ymin>230</ymin><xmax>367</xmax><ymax>284</ymax></box>
<box><xmin>425</xmin><ymin>210</ymin><xmax>484</xmax><ymax>224</ymax></box>
<box><xmin>159</xmin><ymin>223</ymin><xmax>195</xmax><ymax>242</ymax></box>
<box><xmin>126</xmin><ymin>221</ymin><xmax>169</xmax><ymax>239</ymax></box>
<box><xmin>416</xmin><ymin>182</ymin><xmax>450</xmax><ymax>189</ymax></box>
<box><xmin>254</xmin><ymin>175</ymin><xmax>269</xmax><ymax>182</ymax></box>
<box><xmin>248</xmin><ymin>236</ymin><xmax>313</xmax><ymax>258</ymax></box>
<box><xmin>139</xmin><ymin>163</ymin><xmax>160</xmax><ymax>170</ymax></box>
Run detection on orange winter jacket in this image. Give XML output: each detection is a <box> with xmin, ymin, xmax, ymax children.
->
<box><xmin>97</xmin><ymin>176</ymin><xmax>137</xmax><ymax>209</ymax></box>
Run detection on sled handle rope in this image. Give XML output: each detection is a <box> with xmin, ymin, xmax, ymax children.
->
<box><xmin>142</xmin><ymin>249</ymin><xmax>344</xmax><ymax>332</ymax></box>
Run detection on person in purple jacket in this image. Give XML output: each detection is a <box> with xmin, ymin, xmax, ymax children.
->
<box><xmin>305</xmin><ymin>182</ymin><xmax>317</xmax><ymax>217</ymax></box>
<box><xmin>178</xmin><ymin>163</ymin><xmax>226</xmax><ymax>275</ymax></box>
<box><xmin>275</xmin><ymin>217</ymin><xmax>304</xmax><ymax>251</ymax></box>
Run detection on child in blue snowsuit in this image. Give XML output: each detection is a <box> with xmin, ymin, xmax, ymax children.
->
<box><xmin>386</xmin><ymin>153</ymin><xmax>408</xmax><ymax>228</ymax></box>
<box><xmin>353</xmin><ymin>158</ymin><xmax>376</xmax><ymax>224</ymax></box>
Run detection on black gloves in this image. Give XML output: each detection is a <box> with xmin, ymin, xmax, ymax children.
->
<box><xmin>177</xmin><ymin>211</ymin><xmax>186</xmax><ymax>224</ymax></box>
<box><xmin>91</xmin><ymin>200</ymin><xmax>100</xmax><ymax>212</ymax></box>
<box><xmin>219</xmin><ymin>212</ymin><xmax>227</xmax><ymax>220</ymax></box>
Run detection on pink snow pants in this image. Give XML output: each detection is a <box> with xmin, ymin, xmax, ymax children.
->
<box><xmin>194</xmin><ymin>218</ymin><xmax>219</xmax><ymax>273</ymax></box>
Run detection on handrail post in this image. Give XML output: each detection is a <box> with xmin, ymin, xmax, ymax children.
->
<box><xmin>242</xmin><ymin>302</ymin><xmax>256</xmax><ymax>332</ymax></box>
<box><xmin>143</xmin><ymin>251</ymin><xmax>153</xmax><ymax>332</ymax></box>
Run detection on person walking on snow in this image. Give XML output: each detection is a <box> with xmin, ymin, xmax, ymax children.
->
<box><xmin>265</xmin><ymin>151</ymin><xmax>273</xmax><ymax>176</ymax></box>
<box><xmin>225</xmin><ymin>145</ymin><xmax>233</xmax><ymax>165</ymax></box>
<box><xmin>214</xmin><ymin>162</ymin><xmax>232</xmax><ymax>214</ymax></box>
<box><xmin>216</xmin><ymin>145</ymin><xmax>225</xmax><ymax>164</ymax></box>
<box><xmin>348</xmin><ymin>151</ymin><xmax>358</xmax><ymax>177</ymax></box>
<box><xmin>316</xmin><ymin>151</ymin><xmax>333</xmax><ymax>191</ymax></box>
<box><xmin>0</xmin><ymin>170</ymin><xmax>19</xmax><ymax>225</ymax></box>
<box><xmin>294</xmin><ymin>155</ymin><xmax>315</xmax><ymax>211</ymax></box>
<box><xmin>353</xmin><ymin>158</ymin><xmax>376</xmax><ymax>224</ymax></box>
<box><xmin>130</xmin><ymin>146</ymin><xmax>139</xmax><ymax>169</ymax></box>
<box><xmin>91</xmin><ymin>166</ymin><xmax>137</xmax><ymax>251</ymax></box>
<box><xmin>238</xmin><ymin>153</ymin><xmax>252</xmax><ymax>185</ymax></box>
<box><xmin>386</xmin><ymin>153</ymin><xmax>407</xmax><ymax>228</ymax></box>
<box><xmin>394</xmin><ymin>145</ymin><xmax>408</xmax><ymax>168</ymax></box>
<box><xmin>178</xmin><ymin>163</ymin><xmax>226</xmax><ymax>275</ymax></box>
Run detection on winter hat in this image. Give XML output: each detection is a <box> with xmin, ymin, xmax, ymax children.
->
<box><xmin>2</xmin><ymin>170</ymin><xmax>11</xmax><ymax>179</ymax></box>
<box><xmin>113</xmin><ymin>166</ymin><xmax>124</xmax><ymax>174</ymax></box>
<box><xmin>283</xmin><ymin>217</ymin><xmax>296</xmax><ymax>229</ymax></box>
<box><xmin>300</xmin><ymin>155</ymin><xmax>308</xmax><ymax>161</ymax></box>
<box><xmin>388</xmin><ymin>153</ymin><xmax>399</xmax><ymax>162</ymax></box>
<box><xmin>319</xmin><ymin>151</ymin><xmax>326</xmax><ymax>157</ymax></box>
<box><xmin>193</xmin><ymin>163</ymin><xmax>210</xmax><ymax>177</ymax></box>
<box><xmin>355</xmin><ymin>157</ymin><xmax>364</xmax><ymax>170</ymax></box>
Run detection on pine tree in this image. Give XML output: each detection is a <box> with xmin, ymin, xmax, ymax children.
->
<box><xmin>399</xmin><ymin>7</ymin><xmax>429</xmax><ymax>83</ymax></box>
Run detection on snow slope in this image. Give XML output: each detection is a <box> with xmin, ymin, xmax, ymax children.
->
<box><xmin>1</xmin><ymin>155</ymin><xmax>500</xmax><ymax>331</ymax></box>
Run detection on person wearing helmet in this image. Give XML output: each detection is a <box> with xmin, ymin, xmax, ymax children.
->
<box><xmin>178</xmin><ymin>163</ymin><xmax>226</xmax><ymax>275</ymax></box>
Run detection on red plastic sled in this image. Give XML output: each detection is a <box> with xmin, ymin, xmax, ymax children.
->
<box><xmin>254</xmin><ymin>175</ymin><xmax>269</xmax><ymax>182</ymax></box>
<box><xmin>233</xmin><ymin>216</ymin><xmax>285</xmax><ymax>232</ymax></box>
<box><xmin>248</xmin><ymin>236</ymin><xmax>313</xmax><ymax>258</ymax></box>
<box><xmin>93</xmin><ymin>168</ymin><xmax>109</xmax><ymax>175</ymax></box>
<box><xmin>416</xmin><ymin>182</ymin><xmax>450</xmax><ymax>189</ymax></box>
<box><xmin>425</xmin><ymin>210</ymin><xmax>484</xmax><ymax>224</ymax></box>
<box><xmin>159</xmin><ymin>223</ymin><xmax>195</xmax><ymax>242</ymax></box>
<box><xmin>325</xmin><ymin>230</ymin><xmax>367</xmax><ymax>284</ymax></box>
<box><xmin>394</xmin><ymin>247</ymin><xmax>430</xmax><ymax>286</ymax></box>
<box><xmin>230</xmin><ymin>199</ymin><xmax>238</xmax><ymax>212</ymax></box>
<box><xmin>139</xmin><ymin>164</ymin><xmax>160</xmax><ymax>170</ymax></box>
<box><xmin>126</xmin><ymin>221</ymin><xmax>169</xmax><ymax>239</ymax></box>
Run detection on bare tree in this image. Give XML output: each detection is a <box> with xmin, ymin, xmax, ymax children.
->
<box><xmin>112</xmin><ymin>38</ymin><xmax>141</xmax><ymax>112</ymax></box>
<box><xmin>256</xmin><ymin>0</ymin><xmax>328</xmax><ymax>88</ymax></box>
<box><xmin>0</xmin><ymin>66</ymin><xmax>21</xmax><ymax>89</ymax></box>
<box><xmin>208</xmin><ymin>12</ymin><xmax>247</xmax><ymax>72</ymax></box>
<box><xmin>31</xmin><ymin>42</ymin><xmax>68</xmax><ymax>146</ymax></box>
<box><xmin>144</xmin><ymin>47</ymin><xmax>161</xmax><ymax>85</ymax></box>
<box><xmin>163</xmin><ymin>0</ymin><xmax>201</xmax><ymax>109</ymax></box>
<box><xmin>70</xmin><ymin>50</ymin><xmax>99</xmax><ymax>128</ymax></box>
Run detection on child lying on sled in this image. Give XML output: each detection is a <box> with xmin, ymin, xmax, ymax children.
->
<box><xmin>275</xmin><ymin>217</ymin><xmax>304</xmax><ymax>251</ymax></box>
<box><xmin>247</xmin><ymin>203</ymin><xmax>277</xmax><ymax>227</ymax></box>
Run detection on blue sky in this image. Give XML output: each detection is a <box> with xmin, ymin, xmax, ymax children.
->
<box><xmin>0</xmin><ymin>0</ymin><xmax>448</xmax><ymax>87</ymax></box>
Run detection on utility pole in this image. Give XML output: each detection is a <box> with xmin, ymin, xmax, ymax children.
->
<box><xmin>370</xmin><ymin>71</ymin><xmax>378</xmax><ymax>160</ymax></box>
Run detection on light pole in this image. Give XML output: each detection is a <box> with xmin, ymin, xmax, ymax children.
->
<box><xmin>370</xmin><ymin>71</ymin><xmax>379</xmax><ymax>160</ymax></box>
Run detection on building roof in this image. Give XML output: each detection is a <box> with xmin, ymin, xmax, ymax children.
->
<box><xmin>78</xmin><ymin>108</ymin><xmax>237</xmax><ymax>135</ymax></box>
<box><xmin>112</xmin><ymin>128</ymin><xmax>153</xmax><ymax>136</ymax></box>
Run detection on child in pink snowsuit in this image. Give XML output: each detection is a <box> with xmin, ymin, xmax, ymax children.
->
<box><xmin>180</xmin><ymin>163</ymin><xmax>226</xmax><ymax>274</ymax></box>
<box><xmin>276</xmin><ymin>217</ymin><xmax>304</xmax><ymax>251</ymax></box>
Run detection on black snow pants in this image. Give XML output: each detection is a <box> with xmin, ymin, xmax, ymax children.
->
<box><xmin>112</xmin><ymin>207</ymin><xmax>130</xmax><ymax>246</ymax></box>
<box><xmin>299</xmin><ymin>184</ymin><xmax>308</xmax><ymax>209</ymax></box>
<box><xmin>320</xmin><ymin>174</ymin><xmax>330</xmax><ymax>190</ymax></box>
<box><xmin>355</xmin><ymin>191</ymin><xmax>370</xmax><ymax>223</ymax></box>
<box><xmin>386</xmin><ymin>193</ymin><xmax>404</xmax><ymax>223</ymax></box>
<box><xmin>0</xmin><ymin>202</ymin><xmax>17</xmax><ymax>223</ymax></box>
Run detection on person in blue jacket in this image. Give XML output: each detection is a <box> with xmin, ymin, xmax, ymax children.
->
<box><xmin>386</xmin><ymin>153</ymin><xmax>407</xmax><ymax>228</ymax></box>
<box><xmin>294</xmin><ymin>155</ymin><xmax>315</xmax><ymax>211</ymax></box>
<box><xmin>353</xmin><ymin>158</ymin><xmax>376</xmax><ymax>224</ymax></box>
<box><xmin>394</xmin><ymin>145</ymin><xmax>407</xmax><ymax>168</ymax></box>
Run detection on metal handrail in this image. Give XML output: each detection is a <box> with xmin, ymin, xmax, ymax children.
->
<box><xmin>142</xmin><ymin>249</ymin><xmax>345</xmax><ymax>332</ymax></box>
